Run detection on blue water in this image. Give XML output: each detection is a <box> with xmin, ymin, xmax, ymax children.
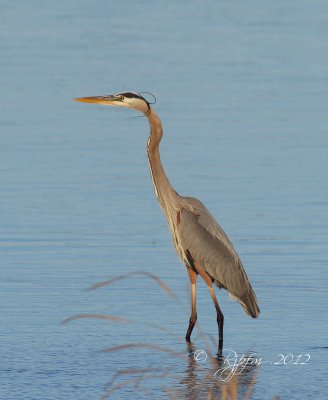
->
<box><xmin>1</xmin><ymin>1</ymin><xmax>327</xmax><ymax>399</ymax></box>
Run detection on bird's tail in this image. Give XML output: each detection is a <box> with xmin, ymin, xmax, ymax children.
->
<box><xmin>243</xmin><ymin>286</ymin><xmax>260</xmax><ymax>318</ymax></box>
<box><xmin>232</xmin><ymin>286</ymin><xmax>260</xmax><ymax>318</ymax></box>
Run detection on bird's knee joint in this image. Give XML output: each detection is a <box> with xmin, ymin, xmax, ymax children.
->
<box><xmin>190</xmin><ymin>314</ymin><xmax>197</xmax><ymax>324</ymax></box>
<box><xmin>217</xmin><ymin>313</ymin><xmax>224</xmax><ymax>323</ymax></box>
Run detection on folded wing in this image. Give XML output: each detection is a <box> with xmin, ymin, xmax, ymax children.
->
<box><xmin>177</xmin><ymin>197</ymin><xmax>260</xmax><ymax>318</ymax></box>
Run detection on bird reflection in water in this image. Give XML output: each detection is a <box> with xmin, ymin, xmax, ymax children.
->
<box><xmin>96</xmin><ymin>341</ymin><xmax>261</xmax><ymax>399</ymax></box>
<box><xmin>171</xmin><ymin>342</ymin><xmax>260</xmax><ymax>400</ymax></box>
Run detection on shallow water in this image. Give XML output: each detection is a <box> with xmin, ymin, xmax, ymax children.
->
<box><xmin>1</xmin><ymin>1</ymin><xmax>328</xmax><ymax>399</ymax></box>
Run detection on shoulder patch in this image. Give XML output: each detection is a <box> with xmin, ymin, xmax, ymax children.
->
<box><xmin>177</xmin><ymin>210</ymin><xmax>181</xmax><ymax>225</ymax></box>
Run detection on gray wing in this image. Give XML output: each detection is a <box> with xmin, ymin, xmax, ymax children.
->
<box><xmin>177</xmin><ymin>197</ymin><xmax>259</xmax><ymax>317</ymax></box>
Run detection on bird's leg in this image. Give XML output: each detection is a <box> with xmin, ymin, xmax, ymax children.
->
<box><xmin>185</xmin><ymin>268</ymin><xmax>198</xmax><ymax>342</ymax></box>
<box><xmin>209</xmin><ymin>286</ymin><xmax>224</xmax><ymax>353</ymax></box>
<box><xmin>189</xmin><ymin>259</ymin><xmax>225</xmax><ymax>352</ymax></box>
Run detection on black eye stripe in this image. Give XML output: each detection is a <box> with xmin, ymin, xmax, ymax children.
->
<box><xmin>113</xmin><ymin>92</ymin><xmax>151</xmax><ymax>115</ymax></box>
<box><xmin>120</xmin><ymin>92</ymin><xmax>140</xmax><ymax>99</ymax></box>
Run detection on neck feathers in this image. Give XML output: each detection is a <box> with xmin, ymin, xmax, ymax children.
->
<box><xmin>146</xmin><ymin>108</ymin><xmax>179</xmax><ymax>213</ymax></box>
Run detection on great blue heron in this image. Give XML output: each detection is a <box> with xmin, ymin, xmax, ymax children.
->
<box><xmin>75</xmin><ymin>92</ymin><xmax>260</xmax><ymax>352</ymax></box>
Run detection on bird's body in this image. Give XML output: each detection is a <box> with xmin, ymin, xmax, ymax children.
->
<box><xmin>171</xmin><ymin>198</ymin><xmax>259</xmax><ymax>318</ymax></box>
<box><xmin>75</xmin><ymin>91</ymin><xmax>260</xmax><ymax>352</ymax></box>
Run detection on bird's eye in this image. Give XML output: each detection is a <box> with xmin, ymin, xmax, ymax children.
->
<box><xmin>118</xmin><ymin>96</ymin><xmax>124</xmax><ymax>101</ymax></box>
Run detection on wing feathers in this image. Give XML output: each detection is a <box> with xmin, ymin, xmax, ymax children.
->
<box><xmin>176</xmin><ymin>200</ymin><xmax>259</xmax><ymax>317</ymax></box>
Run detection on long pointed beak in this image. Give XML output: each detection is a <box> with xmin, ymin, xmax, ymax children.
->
<box><xmin>74</xmin><ymin>95</ymin><xmax>115</xmax><ymax>104</ymax></box>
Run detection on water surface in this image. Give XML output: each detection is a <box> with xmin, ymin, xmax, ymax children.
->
<box><xmin>1</xmin><ymin>1</ymin><xmax>327</xmax><ymax>399</ymax></box>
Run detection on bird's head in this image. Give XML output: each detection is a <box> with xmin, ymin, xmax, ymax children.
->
<box><xmin>75</xmin><ymin>91</ymin><xmax>151</xmax><ymax>115</ymax></box>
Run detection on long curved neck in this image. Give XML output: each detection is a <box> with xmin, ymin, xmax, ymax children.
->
<box><xmin>146</xmin><ymin>108</ymin><xmax>179</xmax><ymax>213</ymax></box>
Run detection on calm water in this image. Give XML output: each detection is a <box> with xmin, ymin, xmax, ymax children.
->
<box><xmin>1</xmin><ymin>1</ymin><xmax>328</xmax><ymax>399</ymax></box>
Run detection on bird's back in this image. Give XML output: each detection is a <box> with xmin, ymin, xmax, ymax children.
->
<box><xmin>175</xmin><ymin>196</ymin><xmax>260</xmax><ymax>318</ymax></box>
